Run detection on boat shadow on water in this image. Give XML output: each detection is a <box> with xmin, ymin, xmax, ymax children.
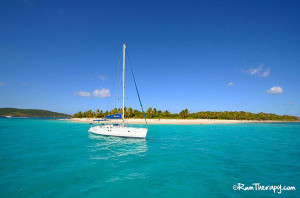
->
<box><xmin>87</xmin><ymin>133</ymin><xmax>148</xmax><ymax>160</ymax></box>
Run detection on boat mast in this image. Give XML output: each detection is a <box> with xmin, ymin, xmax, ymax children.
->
<box><xmin>122</xmin><ymin>44</ymin><xmax>126</xmax><ymax>126</ymax></box>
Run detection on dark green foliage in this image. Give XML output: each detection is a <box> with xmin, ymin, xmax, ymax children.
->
<box><xmin>72</xmin><ymin>108</ymin><xmax>299</xmax><ymax>121</ymax></box>
<box><xmin>179</xmin><ymin>108</ymin><xmax>189</xmax><ymax>118</ymax></box>
<box><xmin>0</xmin><ymin>108</ymin><xmax>70</xmax><ymax>117</ymax></box>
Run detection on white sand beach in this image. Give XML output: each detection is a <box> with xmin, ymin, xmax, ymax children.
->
<box><xmin>64</xmin><ymin>118</ymin><xmax>294</xmax><ymax>125</ymax></box>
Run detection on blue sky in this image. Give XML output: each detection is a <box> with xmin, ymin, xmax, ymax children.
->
<box><xmin>0</xmin><ymin>0</ymin><xmax>299</xmax><ymax>116</ymax></box>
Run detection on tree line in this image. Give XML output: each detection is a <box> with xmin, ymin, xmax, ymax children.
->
<box><xmin>72</xmin><ymin>107</ymin><xmax>299</xmax><ymax>121</ymax></box>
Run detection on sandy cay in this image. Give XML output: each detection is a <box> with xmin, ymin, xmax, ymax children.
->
<box><xmin>64</xmin><ymin>118</ymin><xmax>296</xmax><ymax>125</ymax></box>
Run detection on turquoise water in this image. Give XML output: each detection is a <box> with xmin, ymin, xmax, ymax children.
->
<box><xmin>0</xmin><ymin>118</ymin><xmax>299</xmax><ymax>197</ymax></box>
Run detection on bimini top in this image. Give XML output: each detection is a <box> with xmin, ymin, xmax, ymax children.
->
<box><xmin>105</xmin><ymin>113</ymin><xmax>122</xmax><ymax>119</ymax></box>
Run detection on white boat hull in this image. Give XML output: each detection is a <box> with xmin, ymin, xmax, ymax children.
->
<box><xmin>88</xmin><ymin>125</ymin><xmax>148</xmax><ymax>139</ymax></box>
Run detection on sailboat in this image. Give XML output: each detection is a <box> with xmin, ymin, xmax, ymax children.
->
<box><xmin>88</xmin><ymin>44</ymin><xmax>148</xmax><ymax>139</ymax></box>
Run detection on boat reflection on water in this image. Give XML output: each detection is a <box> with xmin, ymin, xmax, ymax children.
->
<box><xmin>88</xmin><ymin>134</ymin><xmax>148</xmax><ymax>160</ymax></box>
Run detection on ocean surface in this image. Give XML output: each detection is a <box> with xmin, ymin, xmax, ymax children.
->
<box><xmin>0</xmin><ymin>118</ymin><xmax>299</xmax><ymax>197</ymax></box>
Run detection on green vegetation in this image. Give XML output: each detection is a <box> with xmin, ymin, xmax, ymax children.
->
<box><xmin>0</xmin><ymin>108</ymin><xmax>70</xmax><ymax>117</ymax></box>
<box><xmin>72</xmin><ymin>108</ymin><xmax>299</xmax><ymax>121</ymax></box>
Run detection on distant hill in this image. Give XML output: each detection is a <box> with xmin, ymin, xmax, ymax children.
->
<box><xmin>0</xmin><ymin>108</ymin><xmax>70</xmax><ymax>118</ymax></box>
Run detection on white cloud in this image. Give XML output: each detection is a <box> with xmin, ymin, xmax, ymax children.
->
<box><xmin>97</xmin><ymin>75</ymin><xmax>107</xmax><ymax>80</ymax></box>
<box><xmin>227</xmin><ymin>82</ymin><xmax>234</xmax><ymax>87</ymax></box>
<box><xmin>244</xmin><ymin>64</ymin><xmax>270</xmax><ymax>77</ymax></box>
<box><xmin>93</xmin><ymin>88</ymin><xmax>111</xmax><ymax>98</ymax></box>
<box><xmin>266</xmin><ymin>86</ymin><xmax>283</xmax><ymax>95</ymax></box>
<box><xmin>223</xmin><ymin>82</ymin><xmax>234</xmax><ymax>91</ymax></box>
<box><xmin>0</xmin><ymin>82</ymin><xmax>4</xmax><ymax>86</ymax></box>
<box><xmin>249</xmin><ymin>64</ymin><xmax>263</xmax><ymax>75</ymax></box>
<box><xmin>262</xmin><ymin>68</ymin><xmax>270</xmax><ymax>77</ymax></box>
<box><xmin>74</xmin><ymin>91</ymin><xmax>91</xmax><ymax>97</ymax></box>
<box><xmin>74</xmin><ymin>88</ymin><xmax>111</xmax><ymax>98</ymax></box>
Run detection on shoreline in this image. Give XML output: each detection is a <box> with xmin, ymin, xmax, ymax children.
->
<box><xmin>63</xmin><ymin>118</ymin><xmax>299</xmax><ymax>125</ymax></box>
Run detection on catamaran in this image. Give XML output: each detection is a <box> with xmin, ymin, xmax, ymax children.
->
<box><xmin>88</xmin><ymin>44</ymin><xmax>148</xmax><ymax>138</ymax></box>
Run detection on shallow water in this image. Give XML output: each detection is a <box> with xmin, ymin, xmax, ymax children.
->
<box><xmin>0</xmin><ymin>118</ymin><xmax>299</xmax><ymax>197</ymax></box>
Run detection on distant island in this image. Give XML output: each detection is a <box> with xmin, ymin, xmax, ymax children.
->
<box><xmin>72</xmin><ymin>108</ymin><xmax>299</xmax><ymax>121</ymax></box>
<box><xmin>0</xmin><ymin>108</ymin><xmax>70</xmax><ymax>118</ymax></box>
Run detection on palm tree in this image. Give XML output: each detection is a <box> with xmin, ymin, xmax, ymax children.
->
<box><xmin>146</xmin><ymin>107</ymin><xmax>153</xmax><ymax>118</ymax></box>
<box><xmin>95</xmin><ymin>109</ymin><xmax>100</xmax><ymax>118</ymax></box>
<box><xmin>163</xmin><ymin>110</ymin><xmax>170</xmax><ymax>118</ymax></box>
<box><xmin>127</xmin><ymin>107</ymin><xmax>134</xmax><ymax>118</ymax></box>
<box><xmin>179</xmin><ymin>108</ymin><xmax>189</xmax><ymax>119</ymax></box>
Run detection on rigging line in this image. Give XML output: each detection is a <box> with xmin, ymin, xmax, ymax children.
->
<box><xmin>116</xmin><ymin>72</ymin><xmax>123</xmax><ymax>110</ymax></box>
<box><xmin>125</xmin><ymin>50</ymin><xmax>148</xmax><ymax>127</ymax></box>
<box><xmin>115</xmin><ymin>51</ymin><xmax>123</xmax><ymax>109</ymax></box>
<box><xmin>112</xmin><ymin>51</ymin><xmax>123</xmax><ymax>98</ymax></box>
<box><xmin>108</xmin><ymin>50</ymin><xmax>123</xmax><ymax>112</ymax></box>
<box><xmin>113</xmin><ymin>51</ymin><xmax>123</xmax><ymax>93</ymax></box>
